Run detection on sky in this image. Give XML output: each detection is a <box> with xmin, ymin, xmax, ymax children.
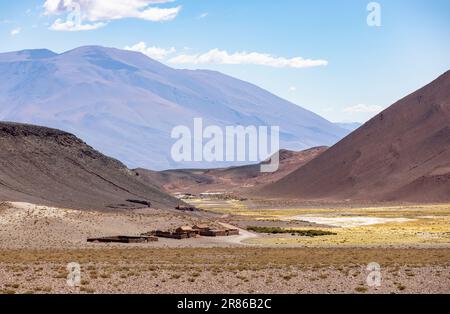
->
<box><xmin>1</xmin><ymin>0</ymin><xmax>450</xmax><ymax>123</ymax></box>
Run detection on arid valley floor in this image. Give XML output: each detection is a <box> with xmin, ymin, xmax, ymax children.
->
<box><xmin>1</xmin><ymin>67</ymin><xmax>449</xmax><ymax>295</ymax></box>
<box><xmin>1</xmin><ymin>198</ymin><xmax>449</xmax><ymax>294</ymax></box>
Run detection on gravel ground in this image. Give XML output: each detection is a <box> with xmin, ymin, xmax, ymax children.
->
<box><xmin>0</xmin><ymin>202</ymin><xmax>252</xmax><ymax>249</ymax></box>
<box><xmin>1</xmin><ymin>202</ymin><xmax>450</xmax><ymax>294</ymax></box>
<box><xmin>1</xmin><ymin>253</ymin><xmax>449</xmax><ymax>294</ymax></box>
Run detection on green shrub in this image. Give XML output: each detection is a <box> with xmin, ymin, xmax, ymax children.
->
<box><xmin>247</xmin><ymin>226</ymin><xmax>336</xmax><ymax>237</ymax></box>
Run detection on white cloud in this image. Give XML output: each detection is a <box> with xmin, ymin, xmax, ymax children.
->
<box><xmin>10</xmin><ymin>27</ymin><xmax>21</xmax><ymax>36</ymax></box>
<box><xmin>198</xmin><ymin>12</ymin><xmax>208</xmax><ymax>19</ymax></box>
<box><xmin>341</xmin><ymin>104</ymin><xmax>385</xmax><ymax>123</ymax></box>
<box><xmin>124</xmin><ymin>42</ymin><xmax>176</xmax><ymax>60</ymax></box>
<box><xmin>168</xmin><ymin>49</ymin><xmax>328</xmax><ymax>69</ymax></box>
<box><xmin>289</xmin><ymin>86</ymin><xmax>297</xmax><ymax>92</ymax></box>
<box><xmin>343</xmin><ymin>104</ymin><xmax>384</xmax><ymax>113</ymax></box>
<box><xmin>50</xmin><ymin>18</ymin><xmax>106</xmax><ymax>31</ymax></box>
<box><xmin>44</xmin><ymin>0</ymin><xmax>181</xmax><ymax>31</ymax></box>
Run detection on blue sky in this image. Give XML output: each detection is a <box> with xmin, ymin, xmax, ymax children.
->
<box><xmin>1</xmin><ymin>0</ymin><xmax>450</xmax><ymax>123</ymax></box>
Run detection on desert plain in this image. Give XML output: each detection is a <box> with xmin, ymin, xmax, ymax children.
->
<box><xmin>1</xmin><ymin>197</ymin><xmax>449</xmax><ymax>294</ymax></box>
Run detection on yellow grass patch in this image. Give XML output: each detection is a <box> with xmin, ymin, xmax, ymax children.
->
<box><xmin>190</xmin><ymin>198</ymin><xmax>450</xmax><ymax>246</ymax></box>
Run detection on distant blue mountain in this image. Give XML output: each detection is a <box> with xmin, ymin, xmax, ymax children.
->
<box><xmin>0</xmin><ymin>46</ymin><xmax>349</xmax><ymax>170</ymax></box>
<box><xmin>334</xmin><ymin>122</ymin><xmax>362</xmax><ymax>132</ymax></box>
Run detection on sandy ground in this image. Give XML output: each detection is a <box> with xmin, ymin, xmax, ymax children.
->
<box><xmin>0</xmin><ymin>202</ymin><xmax>258</xmax><ymax>249</ymax></box>
<box><xmin>2</xmin><ymin>200</ymin><xmax>450</xmax><ymax>249</ymax></box>
<box><xmin>1</xmin><ymin>200</ymin><xmax>450</xmax><ymax>294</ymax></box>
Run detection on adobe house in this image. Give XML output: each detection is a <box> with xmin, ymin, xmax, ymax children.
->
<box><xmin>199</xmin><ymin>229</ymin><xmax>228</xmax><ymax>237</ymax></box>
<box><xmin>176</xmin><ymin>226</ymin><xmax>199</xmax><ymax>237</ymax></box>
<box><xmin>149</xmin><ymin>226</ymin><xmax>198</xmax><ymax>240</ymax></box>
<box><xmin>175</xmin><ymin>205</ymin><xmax>197</xmax><ymax>212</ymax></box>
<box><xmin>152</xmin><ymin>230</ymin><xmax>189</xmax><ymax>240</ymax></box>
<box><xmin>193</xmin><ymin>224</ymin><xmax>211</xmax><ymax>231</ymax></box>
<box><xmin>192</xmin><ymin>224</ymin><xmax>239</xmax><ymax>237</ymax></box>
<box><xmin>87</xmin><ymin>235</ymin><xmax>157</xmax><ymax>243</ymax></box>
<box><xmin>145</xmin><ymin>224</ymin><xmax>240</xmax><ymax>239</ymax></box>
<box><xmin>176</xmin><ymin>226</ymin><xmax>194</xmax><ymax>232</ymax></box>
<box><xmin>226</xmin><ymin>228</ymin><xmax>240</xmax><ymax>236</ymax></box>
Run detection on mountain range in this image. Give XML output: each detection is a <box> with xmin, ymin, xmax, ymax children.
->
<box><xmin>135</xmin><ymin>146</ymin><xmax>327</xmax><ymax>193</ymax></box>
<box><xmin>0</xmin><ymin>46</ymin><xmax>349</xmax><ymax>170</ymax></box>
<box><xmin>1</xmin><ymin>46</ymin><xmax>448</xmax><ymax>204</ymax></box>
<box><xmin>256</xmin><ymin>70</ymin><xmax>450</xmax><ymax>202</ymax></box>
<box><xmin>0</xmin><ymin>122</ymin><xmax>179</xmax><ymax>210</ymax></box>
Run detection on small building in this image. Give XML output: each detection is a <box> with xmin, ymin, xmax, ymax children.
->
<box><xmin>175</xmin><ymin>205</ymin><xmax>197</xmax><ymax>211</ymax></box>
<box><xmin>193</xmin><ymin>224</ymin><xmax>211</xmax><ymax>231</ymax></box>
<box><xmin>199</xmin><ymin>229</ymin><xmax>228</xmax><ymax>237</ymax></box>
<box><xmin>144</xmin><ymin>224</ymin><xmax>239</xmax><ymax>239</ymax></box>
<box><xmin>226</xmin><ymin>229</ymin><xmax>240</xmax><ymax>236</ymax></box>
<box><xmin>176</xmin><ymin>226</ymin><xmax>199</xmax><ymax>237</ymax></box>
<box><xmin>176</xmin><ymin>226</ymin><xmax>193</xmax><ymax>232</ymax></box>
<box><xmin>87</xmin><ymin>235</ymin><xmax>157</xmax><ymax>244</ymax></box>
<box><xmin>153</xmin><ymin>230</ymin><xmax>190</xmax><ymax>240</ymax></box>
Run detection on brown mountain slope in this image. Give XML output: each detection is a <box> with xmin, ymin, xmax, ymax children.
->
<box><xmin>256</xmin><ymin>70</ymin><xmax>450</xmax><ymax>202</ymax></box>
<box><xmin>0</xmin><ymin>122</ymin><xmax>180</xmax><ymax>210</ymax></box>
<box><xmin>135</xmin><ymin>147</ymin><xmax>327</xmax><ymax>193</ymax></box>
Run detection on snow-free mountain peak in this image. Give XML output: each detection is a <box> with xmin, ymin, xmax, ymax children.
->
<box><xmin>0</xmin><ymin>46</ymin><xmax>349</xmax><ymax>170</ymax></box>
